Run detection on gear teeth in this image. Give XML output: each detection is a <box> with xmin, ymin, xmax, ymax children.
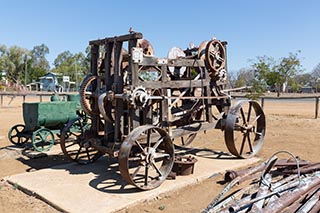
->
<box><xmin>79</xmin><ymin>75</ymin><xmax>98</xmax><ymax>116</ymax></box>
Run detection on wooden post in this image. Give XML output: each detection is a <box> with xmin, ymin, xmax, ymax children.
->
<box><xmin>23</xmin><ymin>95</ymin><xmax>26</xmax><ymax>103</ymax></box>
<box><xmin>0</xmin><ymin>94</ymin><xmax>3</xmax><ymax>106</ymax></box>
<box><xmin>104</xmin><ymin>41</ymin><xmax>114</xmax><ymax>134</ymax></box>
<box><xmin>114</xmin><ymin>41</ymin><xmax>124</xmax><ymax>141</ymax></box>
<box><xmin>315</xmin><ymin>97</ymin><xmax>319</xmax><ymax>119</ymax></box>
<box><xmin>40</xmin><ymin>95</ymin><xmax>43</xmax><ymax>102</ymax></box>
<box><xmin>261</xmin><ymin>97</ymin><xmax>265</xmax><ymax>109</ymax></box>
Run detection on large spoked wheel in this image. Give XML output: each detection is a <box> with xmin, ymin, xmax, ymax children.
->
<box><xmin>224</xmin><ymin>100</ymin><xmax>266</xmax><ymax>159</ymax></box>
<box><xmin>205</xmin><ymin>39</ymin><xmax>226</xmax><ymax>74</ymax></box>
<box><xmin>60</xmin><ymin>118</ymin><xmax>103</xmax><ymax>164</ymax></box>
<box><xmin>32</xmin><ymin>128</ymin><xmax>55</xmax><ymax>152</ymax></box>
<box><xmin>119</xmin><ymin>125</ymin><xmax>175</xmax><ymax>190</ymax></box>
<box><xmin>8</xmin><ymin>124</ymin><xmax>29</xmax><ymax>146</ymax></box>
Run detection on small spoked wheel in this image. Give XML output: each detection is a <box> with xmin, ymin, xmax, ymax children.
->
<box><xmin>224</xmin><ymin>100</ymin><xmax>266</xmax><ymax>158</ymax></box>
<box><xmin>119</xmin><ymin>125</ymin><xmax>175</xmax><ymax>190</ymax></box>
<box><xmin>32</xmin><ymin>128</ymin><xmax>55</xmax><ymax>152</ymax></box>
<box><xmin>8</xmin><ymin>124</ymin><xmax>29</xmax><ymax>146</ymax></box>
<box><xmin>60</xmin><ymin>118</ymin><xmax>103</xmax><ymax>164</ymax></box>
<box><xmin>205</xmin><ymin>39</ymin><xmax>226</xmax><ymax>74</ymax></box>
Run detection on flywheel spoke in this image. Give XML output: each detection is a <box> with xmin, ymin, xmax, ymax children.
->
<box><xmin>240</xmin><ymin>108</ymin><xmax>246</xmax><ymax>125</ymax></box>
<box><xmin>153</xmin><ymin>136</ymin><xmax>164</xmax><ymax>150</ymax></box>
<box><xmin>247</xmin><ymin>133</ymin><xmax>253</xmax><ymax>152</ymax></box>
<box><xmin>247</xmin><ymin>102</ymin><xmax>252</xmax><ymax>123</ymax></box>
<box><xmin>152</xmin><ymin>162</ymin><xmax>163</xmax><ymax>177</ymax></box>
<box><xmin>135</xmin><ymin>140</ymin><xmax>146</xmax><ymax>154</ymax></box>
<box><xmin>144</xmin><ymin>165</ymin><xmax>149</xmax><ymax>186</ymax></box>
<box><xmin>239</xmin><ymin>133</ymin><xmax>246</xmax><ymax>155</ymax></box>
<box><xmin>131</xmin><ymin>165</ymin><xmax>142</xmax><ymax>179</ymax></box>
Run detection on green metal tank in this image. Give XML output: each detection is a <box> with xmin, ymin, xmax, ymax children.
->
<box><xmin>23</xmin><ymin>101</ymin><xmax>79</xmax><ymax>131</ymax></box>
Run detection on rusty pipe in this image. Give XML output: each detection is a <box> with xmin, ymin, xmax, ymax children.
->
<box><xmin>208</xmin><ymin>184</ymin><xmax>257</xmax><ymax>212</ymax></box>
<box><xmin>228</xmin><ymin>172</ymin><xmax>307</xmax><ymax>213</ymax></box>
<box><xmin>224</xmin><ymin>157</ymin><xmax>276</xmax><ymax>182</ymax></box>
<box><xmin>224</xmin><ymin>157</ymin><xmax>307</xmax><ymax>182</ymax></box>
<box><xmin>204</xmin><ymin>156</ymin><xmax>278</xmax><ymax>213</ymax></box>
<box><xmin>281</xmin><ymin>184</ymin><xmax>319</xmax><ymax>212</ymax></box>
<box><xmin>263</xmin><ymin>172</ymin><xmax>320</xmax><ymax>213</ymax></box>
<box><xmin>228</xmin><ymin>181</ymin><xmax>298</xmax><ymax>212</ymax></box>
<box><xmin>295</xmin><ymin>187</ymin><xmax>320</xmax><ymax>212</ymax></box>
<box><xmin>281</xmin><ymin>162</ymin><xmax>320</xmax><ymax>175</ymax></box>
<box><xmin>309</xmin><ymin>195</ymin><xmax>320</xmax><ymax>213</ymax></box>
<box><xmin>274</xmin><ymin>158</ymin><xmax>310</xmax><ymax>167</ymax></box>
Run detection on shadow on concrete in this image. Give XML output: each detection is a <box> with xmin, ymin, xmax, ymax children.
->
<box><xmin>174</xmin><ymin>145</ymin><xmax>237</xmax><ymax>160</ymax></box>
<box><xmin>11</xmin><ymin>143</ymin><xmax>239</xmax><ymax>194</ymax></box>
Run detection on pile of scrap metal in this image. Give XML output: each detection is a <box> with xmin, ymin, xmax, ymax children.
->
<box><xmin>203</xmin><ymin>151</ymin><xmax>320</xmax><ymax>213</ymax></box>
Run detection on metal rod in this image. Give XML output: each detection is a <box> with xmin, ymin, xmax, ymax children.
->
<box><xmin>169</xmin><ymin>74</ymin><xmax>200</xmax><ymax>109</ymax></box>
<box><xmin>286</xmin><ymin>186</ymin><xmax>320</xmax><ymax>212</ymax></box>
<box><xmin>263</xmin><ymin>172</ymin><xmax>320</xmax><ymax>213</ymax></box>
<box><xmin>204</xmin><ymin>156</ymin><xmax>278</xmax><ymax>212</ymax></box>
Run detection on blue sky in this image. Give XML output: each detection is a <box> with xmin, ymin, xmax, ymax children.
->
<box><xmin>1</xmin><ymin>0</ymin><xmax>319</xmax><ymax>73</ymax></box>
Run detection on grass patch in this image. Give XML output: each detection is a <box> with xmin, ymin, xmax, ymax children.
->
<box><xmin>12</xmin><ymin>182</ymin><xmax>19</xmax><ymax>190</ymax></box>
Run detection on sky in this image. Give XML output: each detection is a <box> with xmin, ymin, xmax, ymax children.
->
<box><xmin>1</xmin><ymin>0</ymin><xmax>319</xmax><ymax>74</ymax></box>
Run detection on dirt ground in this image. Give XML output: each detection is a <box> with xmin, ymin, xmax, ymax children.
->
<box><xmin>0</xmin><ymin>94</ymin><xmax>319</xmax><ymax>212</ymax></box>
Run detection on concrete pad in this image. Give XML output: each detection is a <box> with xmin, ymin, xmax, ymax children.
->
<box><xmin>4</xmin><ymin>147</ymin><xmax>260</xmax><ymax>213</ymax></box>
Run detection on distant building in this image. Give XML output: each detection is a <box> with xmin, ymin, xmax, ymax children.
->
<box><xmin>39</xmin><ymin>72</ymin><xmax>63</xmax><ymax>92</ymax></box>
<box><xmin>301</xmin><ymin>86</ymin><xmax>313</xmax><ymax>93</ymax></box>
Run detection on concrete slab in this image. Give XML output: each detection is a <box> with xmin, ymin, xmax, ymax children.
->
<box><xmin>4</xmin><ymin>147</ymin><xmax>260</xmax><ymax>213</ymax></box>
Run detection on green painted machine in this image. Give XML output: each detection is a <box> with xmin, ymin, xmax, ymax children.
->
<box><xmin>8</xmin><ymin>94</ymin><xmax>82</xmax><ymax>152</ymax></box>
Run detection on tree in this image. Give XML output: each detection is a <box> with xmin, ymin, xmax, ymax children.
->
<box><xmin>0</xmin><ymin>45</ymin><xmax>7</xmax><ymax>73</ymax></box>
<box><xmin>275</xmin><ymin>52</ymin><xmax>303</xmax><ymax>93</ymax></box>
<box><xmin>31</xmin><ymin>44</ymin><xmax>50</xmax><ymax>71</ymax></box>
<box><xmin>0</xmin><ymin>45</ymin><xmax>30</xmax><ymax>85</ymax></box>
<box><xmin>234</xmin><ymin>68</ymin><xmax>255</xmax><ymax>88</ymax></box>
<box><xmin>311</xmin><ymin>63</ymin><xmax>320</xmax><ymax>92</ymax></box>
<box><xmin>252</xmin><ymin>52</ymin><xmax>303</xmax><ymax>96</ymax></box>
<box><xmin>52</xmin><ymin>51</ymin><xmax>74</xmax><ymax>75</ymax></box>
<box><xmin>233</xmin><ymin>67</ymin><xmax>266</xmax><ymax>99</ymax></box>
<box><xmin>84</xmin><ymin>45</ymin><xmax>91</xmax><ymax>73</ymax></box>
<box><xmin>52</xmin><ymin>51</ymin><xmax>88</xmax><ymax>86</ymax></box>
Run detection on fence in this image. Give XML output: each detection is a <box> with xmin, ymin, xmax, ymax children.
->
<box><xmin>233</xmin><ymin>95</ymin><xmax>320</xmax><ymax>119</ymax></box>
<box><xmin>1</xmin><ymin>92</ymin><xmax>319</xmax><ymax>119</ymax></box>
<box><xmin>0</xmin><ymin>92</ymin><xmax>76</xmax><ymax>107</ymax></box>
<box><xmin>260</xmin><ymin>96</ymin><xmax>319</xmax><ymax>119</ymax></box>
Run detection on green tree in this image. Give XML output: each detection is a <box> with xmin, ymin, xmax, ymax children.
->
<box><xmin>252</xmin><ymin>52</ymin><xmax>303</xmax><ymax>96</ymax></box>
<box><xmin>0</xmin><ymin>45</ymin><xmax>7</xmax><ymax>73</ymax></box>
<box><xmin>0</xmin><ymin>45</ymin><xmax>30</xmax><ymax>85</ymax></box>
<box><xmin>31</xmin><ymin>44</ymin><xmax>50</xmax><ymax>71</ymax></box>
<box><xmin>275</xmin><ymin>52</ymin><xmax>303</xmax><ymax>94</ymax></box>
<box><xmin>52</xmin><ymin>50</ymin><xmax>74</xmax><ymax>75</ymax></box>
<box><xmin>311</xmin><ymin>63</ymin><xmax>320</xmax><ymax>92</ymax></box>
<box><xmin>52</xmin><ymin>51</ymin><xmax>88</xmax><ymax>86</ymax></box>
<box><xmin>84</xmin><ymin>45</ymin><xmax>91</xmax><ymax>73</ymax></box>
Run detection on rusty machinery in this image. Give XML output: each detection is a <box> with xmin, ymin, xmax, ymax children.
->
<box><xmin>59</xmin><ymin>32</ymin><xmax>266</xmax><ymax>190</ymax></box>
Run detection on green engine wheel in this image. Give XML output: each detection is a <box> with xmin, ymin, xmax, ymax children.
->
<box><xmin>8</xmin><ymin>124</ymin><xmax>29</xmax><ymax>146</ymax></box>
<box><xmin>32</xmin><ymin>128</ymin><xmax>55</xmax><ymax>152</ymax></box>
